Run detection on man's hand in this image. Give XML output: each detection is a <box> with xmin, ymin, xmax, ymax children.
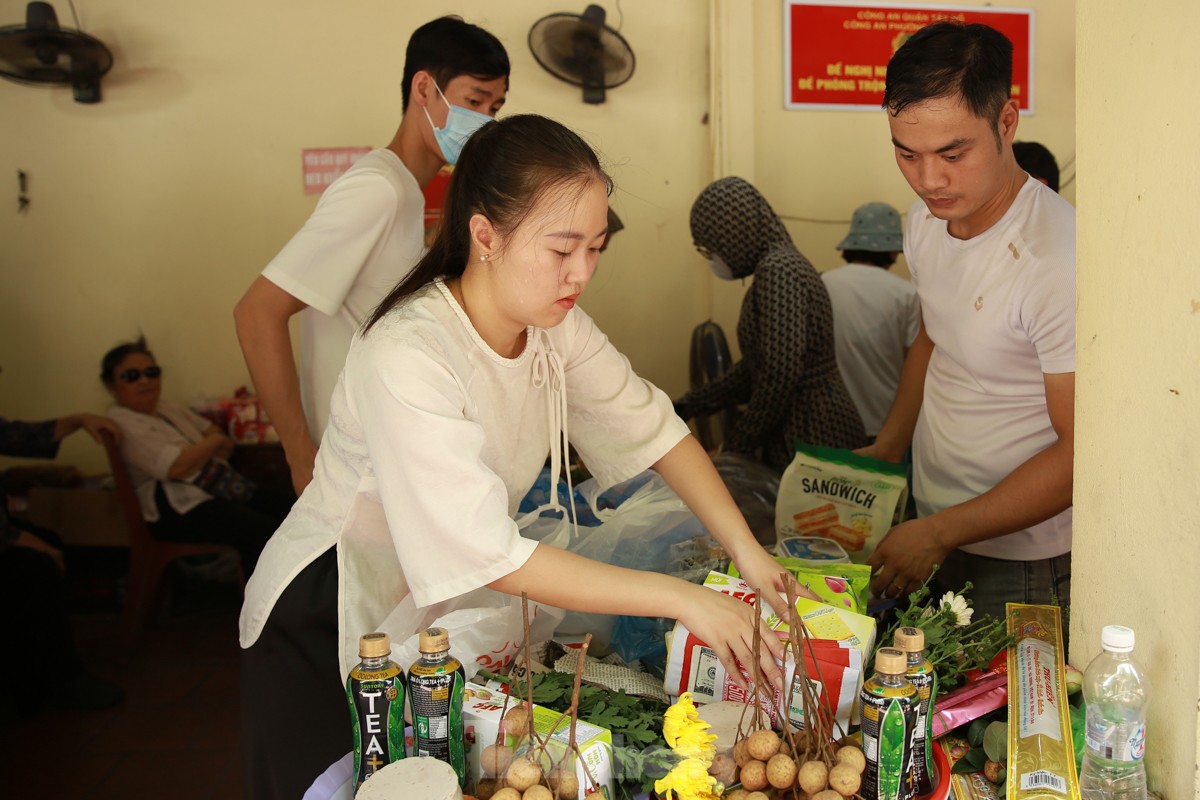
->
<box><xmin>207</xmin><ymin>430</ymin><xmax>236</xmax><ymax>460</ymax></box>
<box><xmin>286</xmin><ymin>439</ymin><xmax>318</xmax><ymax>496</ymax></box>
<box><xmin>60</xmin><ymin>413</ymin><xmax>121</xmax><ymax>445</ymax></box>
<box><xmin>866</xmin><ymin>516</ymin><xmax>950</xmax><ymax>599</ymax></box>
<box><xmin>78</xmin><ymin>414</ymin><xmax>121</xmax><ymax>445</ymax></box>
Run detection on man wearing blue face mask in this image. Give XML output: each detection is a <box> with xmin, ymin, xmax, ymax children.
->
<box><xmin>235</xmin><ymin>16</ymin><xmax>509</xmax><ymax>497</ymax></box>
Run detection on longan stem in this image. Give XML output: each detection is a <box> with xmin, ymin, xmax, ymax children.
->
<box><xmin>562</xmin><ymin>637</ymin><xmax>601</xmax><ymax>798</ymax></box>
<box><xmin>495</xmin><ymin>690</ymin><xmax>513</xmax><ymax>748</ymax></box>
<box><xmin>750</xmin><ymin>592</ymin><xmax>767</xmax><ymax>731</ymax></box>
<box><xmin>519</xmin><ymin>593</ymin><xmax>540</xmax><ymax>749</ymax></box>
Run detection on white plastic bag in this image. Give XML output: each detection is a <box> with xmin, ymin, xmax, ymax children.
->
<box><xmin>520</xmin><ymin>471</ymin><xmax>711</xmax><ymax>653</ymax></box>
<box><xmin>379</xmin><ymin>586</ymin><xmax>565</xmax><ymax>679</ymax></box>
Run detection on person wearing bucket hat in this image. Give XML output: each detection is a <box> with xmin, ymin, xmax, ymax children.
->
<box><xmin>822</xmin><ymin>202</ymin><xmax>921</xmax><ymax>438</ymax></box>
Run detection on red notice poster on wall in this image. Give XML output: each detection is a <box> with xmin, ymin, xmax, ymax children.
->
<box><xmin>785</xmin><ymin>2</ymin><xmax>1034</xmax><ymax>112</ymax></box>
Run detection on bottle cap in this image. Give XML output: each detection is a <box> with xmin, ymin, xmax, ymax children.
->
<box><xmin>893</xmin><ymin>626</ymin><xmax>925</xmax><ymax>653</ymax></box>
<box><xmin>419</xmin><ymin>627</ymin><xmax>451</xmax><ymax>654</ymax></box>
<box><xmin>1101</xmin><ymin>625</ymin><xmax>1135</xmax><ymax>652</ymax></box>
<box><xmin>875</xmin><ymin>648</ymin><xmax>907</xmax><ymax>675</ymax></box>
<box><xmin>359</xmin><ymin>631</ymin><xmax>391</xmax><ymax>658</ymax></box>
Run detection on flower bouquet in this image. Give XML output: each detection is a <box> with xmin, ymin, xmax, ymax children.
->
<box><xmin>870</xmin><ymin>569</ymin><xmax>1013</xmax><ymax>694</ymax></box>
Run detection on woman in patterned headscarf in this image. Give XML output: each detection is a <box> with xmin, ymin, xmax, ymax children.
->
<box><xmin>675</xmin><ymin>177</ymin><xmax>867</xmax><ymax>472</ymax></box>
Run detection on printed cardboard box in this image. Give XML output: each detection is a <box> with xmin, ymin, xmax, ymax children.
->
<box><xmin>462</xmin><ymin>683</ymin><xmax>613</xmax><ymax>798</ymax></box>
<box><xmin>662</xmin><ymin>571</ymin><xmax>872</xmax><ymax>734</ymax></box>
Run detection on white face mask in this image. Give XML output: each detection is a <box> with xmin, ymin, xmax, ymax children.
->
<box><xmin>708</xmin><ymin>254</ymin><xmax>735</xmax><ymax>281</ymax></box>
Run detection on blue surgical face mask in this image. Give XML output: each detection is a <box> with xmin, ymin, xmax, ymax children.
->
<box><xmin>423</xmin><ymin>81</ymin><xmax>493</xmax><ymax>165</ymax></box>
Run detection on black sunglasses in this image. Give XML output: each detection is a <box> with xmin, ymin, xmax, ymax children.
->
<box><xmin>117</xmin><ymin>366</ymin><xmax>162</xmax><ymax>383</ymax></box>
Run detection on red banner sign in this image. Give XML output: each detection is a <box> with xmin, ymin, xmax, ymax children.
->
<box><xmin>785</xmin><ymin>2</ymin><xmax>1034</xmax><ymax>112</ymax></box>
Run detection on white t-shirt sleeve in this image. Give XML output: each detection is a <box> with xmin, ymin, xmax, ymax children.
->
<box><xmin>1020</xmin><ymin>249</ymin><xmax>1076</xmax><ymax>374</ymax></box>
<box><xmin>262</xmin><ymin>171</ymin><xmax>401</xmax><ymax>317</ymax></box>
<box><xmin>557</xmin><ymin>310</ymin><xmax>690</xmax><ymax>488</ymax></box>
<box><xmin>344</xmin><ymin>332</ymin><xmax>538</xmax><ymax>609</ymax></box>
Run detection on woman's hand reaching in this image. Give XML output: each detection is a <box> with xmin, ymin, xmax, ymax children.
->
<box><xmin>732</xmin><ymin>544</ymin><xmax>819</xmax><ymax>619</ymax></box>
<box><xmin>679</xmin><ymin>582</ymin><xmax>786</xmax><ymax>696</ymax></box>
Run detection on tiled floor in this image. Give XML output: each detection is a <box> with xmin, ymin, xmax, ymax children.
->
<box><xmin>0</xmin><ymin>564</ymin><xmax>244</xmax><ymax>799</ymax></box>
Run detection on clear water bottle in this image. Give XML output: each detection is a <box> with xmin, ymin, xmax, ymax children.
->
<box><xmin>1079</xmin><ymin>625</ymin><xmax>1149</xmax><ymax>800</ymax></box>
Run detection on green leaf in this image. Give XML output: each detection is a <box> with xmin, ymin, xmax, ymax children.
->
<box><xmin>965</xmin><ymin>747</ymin><xmax>988</xmax><ymax>769</ymax></box>
<box><xmin>923</xmin><ymin>622</ymin><xmax>948</xmax><ymax>645</ymax></box>
<box><xmin>983</xmin><ymin>721</ymin><xmax>1008</xmax><ymax>763</ymax></box>
<box><xmin>967</xmin><ymin>718</ymin><xmax>989</xmax><ymax>748</ymax></box>
<box><xmin>951</xmin><ymin>759</ymin><xmax>980</xmax><ymax>775</ymax></box>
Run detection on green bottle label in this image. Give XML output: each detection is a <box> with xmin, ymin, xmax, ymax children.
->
<box><xmin>347</xmin><ymin>660</ymin><xmax>406</xmax><ymax>791</ymax></box>
<box><xmin>408</xmin><ymin>656</ymin><xmax>467</xmax><ymax>787</ymax></box>
<box><xmin>861</xmin><ymin>676</ymin><xmax>917</xmax><ymax>800</ymax></box>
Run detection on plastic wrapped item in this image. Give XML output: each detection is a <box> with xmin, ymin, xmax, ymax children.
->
<box><xmin>710</xmin><ymin>452</ymin><xmax>780</xmax><ymax>548</ymax></box>
<box><xmin>1006</xmin><ymin>603</ymin><xmax>1080</xmax><ymax>800</ymax></box>
<box><xmin>931</xmin><ymin>671</ymin><xmax>1008</xmax><ymax>739</ymax></box>
<box><xmin>376</xmin><ymin>587</ymin><xmax>566</xmax><ymax>679</ymax></box>
<box><xmin>521</xmin><ymin>471</ymin><xmax>709</xmax><ymax>657</ymax></box>
<box><xmin>775</xmin><ymin>444</ymin><xmax>908</xmax><ymax>562</ymax></box>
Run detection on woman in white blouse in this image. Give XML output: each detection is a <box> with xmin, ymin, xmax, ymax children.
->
<box><xmin>102</xmin><ymin>339</ymin><xmax>291</xmax><ymax>573</ymax></box>
<box><xmin>238</xmin><ymin>115</ymin><xmax>813</xmax><ymax>798</ymax></box>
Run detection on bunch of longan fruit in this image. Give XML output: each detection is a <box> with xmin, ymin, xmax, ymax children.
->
<box><xmin>471</xmin><ymin>705</ymin><xmax>581</xmax><ymax>800</ymax></box>
<box><xmin>716</xmin><ymin>729</ymin><xmax>866</xmax><ymax>800</ymax></box>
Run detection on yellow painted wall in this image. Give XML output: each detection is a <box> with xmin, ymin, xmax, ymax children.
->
<box><xmin>1075</xmin><ymin>2</ymin><xmax>1200</xmax><ymax>796</ymax></box>
<box><xmin>0</xmin><ymin>0</ymin><xmax>712</xmax><ymax>474</ymax></box>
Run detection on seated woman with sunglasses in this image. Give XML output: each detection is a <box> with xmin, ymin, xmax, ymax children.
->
<box><xmin>102</xmin><ymin>337</ymin><xmax>293</xmax><ymax>575</ymax></box>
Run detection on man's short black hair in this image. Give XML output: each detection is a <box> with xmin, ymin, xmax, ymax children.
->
<box><xmin>401</xmin><ymin>16</ymin><xmax>510</xmax><ymax>111</ymax></box>
<box><xmin>1013</xmin><ymin>141</ymin><xmax>1060</xmax><ymax>192</ymax></box>
<box><xmin>883</xmin><ymin>21</ymin><xmax>1013</xmax><ymax>129</ymax></box>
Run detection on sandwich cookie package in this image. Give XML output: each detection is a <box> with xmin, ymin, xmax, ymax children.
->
<box><xmin>776</xmin><ymin>444</ymin><xmax>908</xmax><ymax>563</ymax></box>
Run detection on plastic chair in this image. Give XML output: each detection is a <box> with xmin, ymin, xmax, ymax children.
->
<box><xmin>98</xmin><ymin>428</ymin><xmax>245</xmax><ymax>646</ymax></box>
<box><xmin>687</xmin><ymin>320</ymin><xmax>738</xmax><ymax>451</ymax></box>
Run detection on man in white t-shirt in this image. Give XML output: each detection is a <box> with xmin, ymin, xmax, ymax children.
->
<box><xmin>233</xmin><ymin>17</ymin><xmax>510</xmax><ymax>495</ymax></box>
<box><xmin>822</xmin><ymin>202</ymin><xmax>921</xmax><ymax>438</ymax></box>
<box><xmin>864</xmin><ymin>21</ymin><xmax>1076</xmax><ymax>624</ymax></box>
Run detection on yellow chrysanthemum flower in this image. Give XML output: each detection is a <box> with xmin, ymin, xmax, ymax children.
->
<box><xmin>654</xmin><ymin>756</ymin><xmax>721</xmax><ymax>800</ymax></box>
<box><xmin>662</xmin><ymin>693</ymin><xmax>717</xmax><ymax>761</ymax></box>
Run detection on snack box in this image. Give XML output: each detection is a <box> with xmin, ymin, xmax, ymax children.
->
<box><xmin>768</xmin><ymin>594</ymin><xmax>877</xmax><ymax>664</ymax></box>
<box><xmin>663</xmin><ymin>572</ymin><xmax>870</xmax><ymax>733</ymax></box>
<box><xmin>774</xmin><ymin>535</ymin><xmax>850</xmax><ymax>564</ymax></box>
<box><xmin>462</xmin><ymin>683</ymin><xmax>613</xmax><ymax>798</ymax></box>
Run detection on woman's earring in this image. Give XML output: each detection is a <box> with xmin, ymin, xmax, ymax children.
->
<box><xmin>480</xmin><ymin>254</ymin><xmax>490</xmax><ymax>262</ymax></box>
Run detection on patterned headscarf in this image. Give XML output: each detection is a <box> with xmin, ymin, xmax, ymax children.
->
<box><xmin>689</xmin><ymin>177</ymin><xmax>794</xmax><ymax>279</ymax></box>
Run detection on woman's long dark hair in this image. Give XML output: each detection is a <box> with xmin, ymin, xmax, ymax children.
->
<box><xmin>364</xmin><ymin>114</ymin><xmax>611</xmax><ymax>332</ymax></box>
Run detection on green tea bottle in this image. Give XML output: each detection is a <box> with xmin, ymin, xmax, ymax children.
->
<box><xmin>347</xmin><ymin>632</ymin><xmax>406</xmax><ymax>792</ymax></box>
<box><xmin>895</xmin><ymin>626</ymin><xmax>937</xmax><ymax>797</ymax></box>
<box><xmin>408</xmin><ymin>627</ymin><xmax>467</xmax><ymax>787</ymax></box>
<box><xmin>861</xmin><ymin>647</ymin><xmax>918</xmax><ymax>800</ymax></box>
